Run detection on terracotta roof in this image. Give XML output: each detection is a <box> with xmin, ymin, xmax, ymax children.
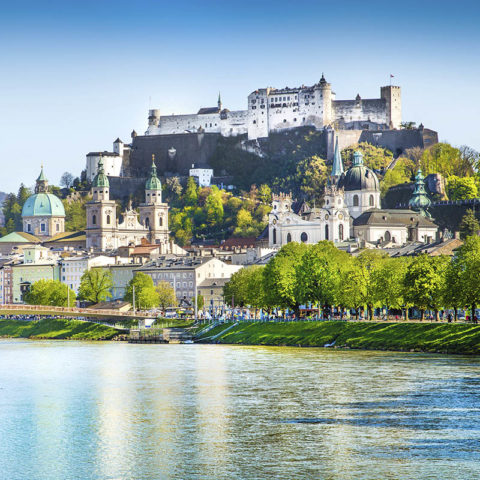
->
<box><xmin>221</xmin><ymin>237</ymin><xmax>257</xmax><ymax>250</ymax></box>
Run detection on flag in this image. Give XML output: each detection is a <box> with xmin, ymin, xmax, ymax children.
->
<box><xmin>390</xmin><ymin>74</ymin><xmax>394</xmax><ymax>78</ymax></box>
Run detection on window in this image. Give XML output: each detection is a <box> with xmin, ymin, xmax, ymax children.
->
<box><xmin>56</xmin><ymin>224</ymin><xmax>60</xmax><ymax>232</ymax></box>
<box><xmin>353</xmin><ymin>195</ymin><xmax>359</xmax><ymax>207</ymax></box>
<box><xmin>300</xmin><ymin>232</ymin><xmax>308</xmax><ymax>243</ymax></box>
<box><xmin>27</xmin><ymin>224</ymin><xmax>31</xmax><ymax>232</ymax></box>
<box><xmin>339</xmin><ymin>224</ymin><xmax>344</xmax><ymax>241</ymax></box>
<box><xmin>325</xmin><ymin>225</ymin><xmax>329</xmax><ymax>240</ymax></box>
<box><xmin>159</xmin><ymin>215</ymin><xmax>163</xmax><ymax>226</ymax></box>
<box><xmin>92</xmin><ymin>214</ymin><xmax>96</xmax><ymax>225</ymax></box>
<box><xmin>286</xmin><ymin>233</ymin><xmax>292</xmax><ymax>243</ymax></box>
<box><xmin>41</xmin><ymin>223</ymin><xmax>46</xmax><ymax>232</ymax></box>
<box><xmin>145</xmin><ymin>217</ymin><xmax>150</xmax><ymax>228</ymax></box>
<box><xmin>273</xmin><ymin>228</ymin><xmax>277</xmax><ymax>244</ymax></box>
<box><xmin>369</xmin><ymin>195</ymin><xmax>374</xmax><ymax>207</ymax></box>
<box><xmin>107</xmin><ymin>215</ymin><xmax>111</xmax><ymax>225</ymax></box>
<box><xmin>385</xmin><ymin>231</ymin><xmax>391</xmax><ymax>242</ymax></box>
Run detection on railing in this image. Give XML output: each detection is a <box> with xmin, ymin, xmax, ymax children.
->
<box><xmin>0</xmin><ymin>304</ymin><xmax>150</xmax><ymax>318</ymax></box>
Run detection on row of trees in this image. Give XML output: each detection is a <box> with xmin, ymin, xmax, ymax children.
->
<box><xmin>224</xmin><ymin>237</ymin><xmax>480</xmax><ymax>321</ymax></box>
<box><xmin>25</xmin><ymin>270</ymin><xmax>182</xmax><ymax>311</ymax></box>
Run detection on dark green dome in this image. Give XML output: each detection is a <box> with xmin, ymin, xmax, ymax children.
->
<box><xmin>409</xmin><ymin>169</ymin><xmax>431</xmax><ymax>212</ymax></box>
<box><xmin>93</xmin><ymin>159</ymin><xmax>109</xmax><ymax>188</ymax></box>
<box><xmin>146</xmin><ymin>158</ymin><xmax>162</xmax><ymax>190</ymax></box>
<box><xmin>338</xmin><ymin>151</ymin><xmax>379</xmax><ymax>192</ymax></box>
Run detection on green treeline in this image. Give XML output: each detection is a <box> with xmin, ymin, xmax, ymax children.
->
<box><xmin>224</xmin><ymin>237</ymin><xmax>480</xmax><ymax>321</ymax></box>
<box><xmin>197</xmin><ymin>321</ymin><xmax>480</xmax><ymax>354</ymax></box>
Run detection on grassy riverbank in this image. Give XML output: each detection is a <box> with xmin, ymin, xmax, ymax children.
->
<box><xmin>0</xmin><ymin>318</ymin><xmax>125</xmax><ymax>340</ymax></box>
<box><xmin>197</xmin><ymin>321</ymin><xmax>480</xmax><ymax>354</ymax></box>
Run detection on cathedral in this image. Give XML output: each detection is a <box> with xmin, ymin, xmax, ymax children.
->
<box><xmin>268</xmin><ymin>139</ymin><xmax>438</xmax><ymax>248</ymax></box>
<box><xmin>86</xmin><ymin>157</ymin><xmax>170</xmax><ymax>251</ymax></box>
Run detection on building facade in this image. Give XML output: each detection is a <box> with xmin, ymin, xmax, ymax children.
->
<box><xmin>86</xmin><ymin>138</ymin><xmax>129</xmax><ymax>181</ymax></box>
<box><xmin>145</xmin><ymin>75</ymin><xmax>401</xmax><ymax>140</ymax></box>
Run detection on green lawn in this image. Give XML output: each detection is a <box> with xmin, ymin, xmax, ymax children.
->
<box><xmin>198</xmin><ymin>321</ymin><xmax>480</xmax><ymax>354</ymax></box>
<box><xmin>0</xmin><ymin>318</ymin><xmax>126</xmax><ymax>340</ymax></box>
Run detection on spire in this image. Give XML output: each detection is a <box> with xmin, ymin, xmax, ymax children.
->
<box><xmin>92</xmin><ymin>158</ymin><xmax>109</xmax><ymax>188</ymax></box>
<box><xmin>35</xmin><ymin>165</ymin><xmax>49</xmax><ymax>193</ymax></box>
<box><xmin>217</xmin><ymin>91</ymin><xmax>222</xmax><ymax>110</ymax></box>
<box><xmin>145</xmin><ymin>154</ymin><xmax>162</xmax><ymax>191</ymax></box>
<box><xmin>409</xmin><ymin>169</ymin><xmax>431</xmax><ymax>216</ymax></box>
<box><xmin>331</xmin><ymin>136</ymin><xmax>344</xmax><ymax>178</ymax></box>
<box><xmin>353</xmin><ymin>151</ymin><xmax>364</xmax><ymax>166</ymax></box>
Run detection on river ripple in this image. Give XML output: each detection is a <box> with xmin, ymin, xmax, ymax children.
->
<box><xmin>1</xmin><ymin>340</ymin><xmax>480</xmax><ymax>479</ymax></box>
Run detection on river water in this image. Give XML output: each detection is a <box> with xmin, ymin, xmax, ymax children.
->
<box><xmin>1</xmin><ymin>340</ymin><xmax>480</xmax><ymax>479</ymax></box>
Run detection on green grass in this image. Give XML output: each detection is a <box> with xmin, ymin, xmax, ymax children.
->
<box><xmin>0</xmin><ymin>318</ymin><xmax>126</xmax><ymax>340</ymax></box>
<box><xmin>199</xmin><ymin>321</ymin><xmax>480</xmax><ymax>354</ymax></box>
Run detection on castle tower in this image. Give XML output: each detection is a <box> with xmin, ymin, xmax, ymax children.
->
<box><xmin>86</xmin><ymin>159</ymin><xmax>117</xmax><ymax>250</ymax></box>
<box><xmin>314</xmin><ymin>74</ymin><xmax>333</xmax><ymax>127</ymax></box>
<box><xmin>380</xmin><ymin>85</ymin><xmax>401</xmax><ymax>129</ymax></box>
<box><xmin>139</xmin><ymin>155</ymin><xmax>170</xmax><ymax>245</ymax></box>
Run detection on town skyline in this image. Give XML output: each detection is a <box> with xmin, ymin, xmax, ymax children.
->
<box><xmin>1</xmin><ymin>0</ymin><xmax>480</xmax><ymax>192</ymax></box>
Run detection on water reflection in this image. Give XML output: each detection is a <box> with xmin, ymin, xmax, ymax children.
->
<box><xmin>1</xmin><ymin>341</ymin><xmax>480</xmax><ymax>479</ymax></box>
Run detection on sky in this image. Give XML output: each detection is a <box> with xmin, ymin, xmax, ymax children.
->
<box><xmin>0</xmin><ymin>0</ymin><xmax>479</xmax><ymax>193</ymax></box>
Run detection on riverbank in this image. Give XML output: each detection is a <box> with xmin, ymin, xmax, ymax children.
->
<box><xmin>196</xmin><ymin>321</ymin><xmax>480</xmax><ymax>354</ymax></box>
<box><xmin>0</xmin><ymin>318</ymin><xmax>125</xmax><ymax>340</ymax></box>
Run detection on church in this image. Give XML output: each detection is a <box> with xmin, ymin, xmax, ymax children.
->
<box><xmin>86</xmin><ymin>156</ymin><xmax>172</xmax><ymax>252</ymax></box>
<box><xmin>268</xmin><ymin>139</ymin><xmax>438</xmax><ymax>248</ymax></box>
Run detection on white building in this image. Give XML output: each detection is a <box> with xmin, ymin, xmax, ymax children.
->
<box><xmin>86</xmin><ymin>138</ymin><xmax>129</xmax><ymax>181</ymax></box>
<box><xmin>189</xmin><ymin>165</ymin><xmax>214</xmax><ymax>187</ymax></box>
<box><xmin>146</xmin><ymin>76</ymin><xmax>401</xmax><ymax>140</ymax></box>
<box><xmin>60</xmin><ymin>255</ymin><xmax>116</xmax><ymax>293</ymax></box>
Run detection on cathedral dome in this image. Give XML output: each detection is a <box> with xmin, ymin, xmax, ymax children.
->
<box><xmin>22</xmin><ymin>193</ymin><xmax>65</xmax><ymax>217</ymax></box>
<box><xmin>338</xmin><ymin>151</ymin><xmax>379</xmax><ymax>192</ymax></box>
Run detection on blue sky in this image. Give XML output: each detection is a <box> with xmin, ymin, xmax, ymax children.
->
<box><xmin>0</xmin><ymin>0</ymin><xmax>479</xmax><ymax>192</ymax></box>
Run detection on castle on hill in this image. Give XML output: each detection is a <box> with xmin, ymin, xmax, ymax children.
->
<box><xmin>145</xmin><ymin>75</ymin><xmax>401</xmax><ymax>140</ymax></box>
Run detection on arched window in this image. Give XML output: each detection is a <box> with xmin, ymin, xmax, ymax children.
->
<box><xmin>286</xmin><ymin>233</ymin><xmax>292</xmax><ymax>243</ymax></box>
<box><xmin>56</xmin><ymin>223</ymin><xmax>60</xmax><ymax>232</ymax></box>
<box><xmin>159</xmin><ymin>215</ymin><xmax>163</xmax><ymax>226</ymax></box>
<box><xmin>106</xmin><ymin>215</ymin><xmax>111</xmax><ymax>225</ymax></box>
<box><xmin>339</xmin><ymin>224</ymin><xmax>344</xmax><ymax>241</ymax></box>
<box><xmin>369</xmin><ymin>194</ymin><xmax>374</xmax><ymax>207</ymax></box>
<box><xmin>385</xmin><ymin>231</ymin><xmax>391</xmax><ymax>242</ymax></box>
<box><xmin>27</xmin><ymin>224</ymin><xmax>31</xmax><ymax>232</ymax></box>
<box><xmin>92</xmin><ymin>214</ymin><xmax>96</xmax><ymax>225</ymax></box>
<box><xmin>325</xmin><ymin>224</ymin><xmax>329</xmax><ymax>240</ymax></box>
<box><xmin>353</xmin><ymin>195</ymin><xmax>359</xmax><ymax>207</ymax></box>
<box><xmin>145</xmin><ymin>217</ymin><xmax>150</xmax><ymax>228</ymax></box>
<box><xmin>300</xmin><ymin>232</ymin><xmax>308</xmax><ymax>243</ymax></box>
<box><xmin>273</xmin><ymin>228</ymin><xmax>277</xmax><ymax>244</ymax></box>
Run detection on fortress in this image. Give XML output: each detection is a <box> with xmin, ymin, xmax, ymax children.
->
<box><xmin>145</xmin><ymin>75</ymin><xmax>401</xmax><ymax>140</ymax></box>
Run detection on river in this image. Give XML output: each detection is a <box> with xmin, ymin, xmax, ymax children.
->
<box><xmin>1</xmin><ymin>340</ymin><xmax>480</xmax><ymax>479</ymax></box>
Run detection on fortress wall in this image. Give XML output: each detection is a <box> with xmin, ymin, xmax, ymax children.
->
<box><xmin>333</xmin><ymin>99</ymin><xmax>387</xmax><ymax>125</ymax></box>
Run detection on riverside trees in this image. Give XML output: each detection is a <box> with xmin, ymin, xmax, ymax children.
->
<box><xmin>223</xmin><ymin>239</ymin><xmax>480</xmax><ymax>320</ymax></box>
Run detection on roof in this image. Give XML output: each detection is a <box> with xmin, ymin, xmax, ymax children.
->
<box><xmin>22</xmin><ymin>193</ymin><xmax>65</xmax><ymax>217</ymax></box>
<box><xmin>86</xmin><ymin>151</ymin><xmax>119</xmax><ymax>157</ymax></box>
<box><xmin>353</xmin><ymin>209</ymin><xmax>437</xmax><ymax>228</ymax></box>
<box><xmin>199</xmin><ymin>278</ymin><xmax>229</xmax><ymax>288</ymax></box>
<box><xmin>338</xmin><ymin>156</ymin><xmax>379</xmax><ymax>192</ymax></box>
<box><xmin>146</xmin><ymin>160</ymin><xmax>162</xmax><ymax>191</ymax></box>
<box><xmin>221</xmin><ymin>237</ymin><xmax>257</xmax><ymax>250</ymax></box>
<box><xmin>113</xmin><ymin>138</ymin><xmax>123</xmax><ymax>144</ymax></box>
<box><xmin>93</xmin><ymin>159</ymin><xmax>109</xmax><ymax>188</ymax></box>
<box><xmin>89</xmin><ymin>300</ymin><xmax>131</xmax><ymax>310</ymax></box>
<box><xmin>43</xmin><ymin>231</ymin><xmax>86</xmax><ymax>243</ymax></box>
<box><xmin>37</xmin><ymin>167</ymin><xmax>47</xmax><ymax>182</ymax></box>
<box><xmin>0</xmin><ymin>232</ymin><xmax>41</xmax><ymax>243</ymax></box>
<box><xmin>384</xmin><ymin>238</ymin><xmax>462</xmax><ymax>257</ymax></box>
<box><xmin>139</xmin><ymin>256</ymin><xmax>212</xmax><ymax>271</ymax></box>
<box><xmin>197</xmin><ymin>107</ymin><xmax>220</xmax><ymax>115</ymax></box>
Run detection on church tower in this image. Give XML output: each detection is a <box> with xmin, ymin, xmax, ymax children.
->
<box><xmin>86</xmin><ymin>159</ymin><xmax>117</xmax><ymax>251</ymax></box>
<box><xmin>139</xmin><ymin>156</ymin><xmax>170</xmax><ymax>245</ymax></box>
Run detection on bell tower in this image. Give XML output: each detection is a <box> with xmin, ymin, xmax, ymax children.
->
<box><xmin>139</xmin><ymin>155</ymin><xmax>170</xmax><ymax>245</ymax></box>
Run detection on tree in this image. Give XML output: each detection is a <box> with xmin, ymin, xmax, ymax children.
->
<box><xmin>258</xmin><ymin>184</ymin><xmax>272</xmax><ymax>204</ymax></box>
<box><xmin>447</xmin><ymin>176</ymin><xmax>478</xmax><ymax>201</ymax></box>
<box><xmin>459</xmin><ymin>209</ymin><xmax>480</xmax><ymax>239</ymax></box>
<box><xmin>420</xmin><ymin>143</ymin><xmax>473</xmax><ymax>178</ymax></box>
<box><xmin>155</xmin><ymin>281</ymin><xmax>177</xmax><ymax>310</ymax></box>
<box><xmin>60</xmin><ymin>172</ymin><xmax>74</xmax><ymax>188</ymax></box>
<box><xmin>401</xmin><ymin>121</ymin><xmax>416</xmax><ymax>129</ymax></box>
<box><xmin>24</xmin><ymin>279</ymin><xmax>75</xmax><ymax>307</ymax></box>
<box><xmin>63</xmin><ymin>197</ymin><xmax>89</xmax><ymax>231</ymax></box>
<box><xmin>165</xmin><ymin>176</ymin><xmax>183</xmax><ymax>199</ymax></box>
<box><xmin>196</xmin><ymin>294</ymin><xmax>204</xmax><ymax>310</ymax></box>
<box><xmin>403</xmin><ymin>255</ymin><xmax>449</xmax><ymax>320</ymax></box>
<box><xmin>205</xmin><ymin>185</ymin><xmax>224</xmax><ymax>227</ymax></box>
<box><xmin>297</xmin><ymin>241</ymin><xmax>350</xmax><ymax>317</ymax></box>
<box><xmin>381</xmin><ymin>167</ymin><xmax>410</xmax><ymax>197</ymax></box>
<box><xmin>124</xmin><ymin>272</ymin><xmax>159</xmax><ymax>310</ymax></box>
<box><xmin>262</xmin><ymin>242</ymin><xmax>309</xmax><ymax>313</ymax></box>
<box><xmin>294</xmin><ymin>155</ymin><xmax>328</xmax><ymax>202</ymax></box>
<box><xmin>452</xmin><ymin>236</ymin><xmax>480</xmax><ymax>321</ymax></box>
<box><xmin>342</xmin><ymin>142</ymin><xmax>393</xmax><ymax>171</ymax></box>
<box><xmin>184</xmin><ymin>177</ymin><xmax>198</xmax><ymax>206</ymax></box>
<box><xmin>78</xmin><ymin>268</ymin><xmax>113</xmax><ymax>303</ymax></box>
<box><xmin>233</xmin><ymin>208</ymin><xmax>254</xmax><ymax>237</ymax></box>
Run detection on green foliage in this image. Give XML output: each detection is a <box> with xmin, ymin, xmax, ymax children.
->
<box><xmin>63</xmin><ymin>196</ymin><xmax>90</xmax><ymax>231</ymax></box>
<box><xmin>294</xmin><ymin>155</ymin><xmax>328</xmax><ymax>202</ymax></box>
<box><xmin>184</xmin><ymin>177</ymin><xmax>198</xmax><ymax>206</ymax></box>
<box><xmin>420</xmin><ymin>143</ymin><xmax>474</xmax><ymax>178</ymax></box>
<box><xmin>341</xmin><ymin>142</ymin><xmax>393</xmax><ymax>170</ymax></box>
<box><xmin>224</xmin><ymin>266</ymin><xmax>266</xmax><ymax>308</ymax></box>
<box><xmin>155</xmin><ymin>281</ymin><xmax>177</xmax><ymax>310</ymax></box>
<box><xmin>24</xmin><ymin>279</ymin><xmax>75</xmax><ymax>307</ymax></box>
<box><xmin>196</xmin><ymin>294</ymin><xmax>204</xmax><ymax>310</ymax></box>
<box><xmin>381</xmin><ymin>167</ymin><xmax>410</xmax><ymax>197</ymax></box>
<box><xmin>446</xmin><ymin>176</ymin><xmax>478</xmax><ymax>201</ymax></box>
<box><xmin>78</xmin><ymin>268</ymin><xmax>113</xmax><ymax>304</ymax></box>
<box><xmin>459</xmin><ymin>209</ymin><xmax>480</xmax><ymax>239</ymax></box>
<box><xmin>124</xmin><ymin>272</ymin><xmax>159</xmax><ymax>309</ymax></box>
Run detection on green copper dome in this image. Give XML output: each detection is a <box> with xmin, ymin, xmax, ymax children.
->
<box><xmin>338</xmin><ymin>151</ymin><xmax>379</xmax><ymax>192</ymax></box>
<box><xmin>93</xmin><ymin>159</ymin><xmax>109</xmax><ymax>188</ymax></box>
<box><xmin>22</xmin><ymin>193</ymin><xmax>65</xmax><ymax>217</ymax></box>
<box><xmin>146</xmin><ymin>158</ymin><xmax>162</xmax><ymax>191</ymax></box>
